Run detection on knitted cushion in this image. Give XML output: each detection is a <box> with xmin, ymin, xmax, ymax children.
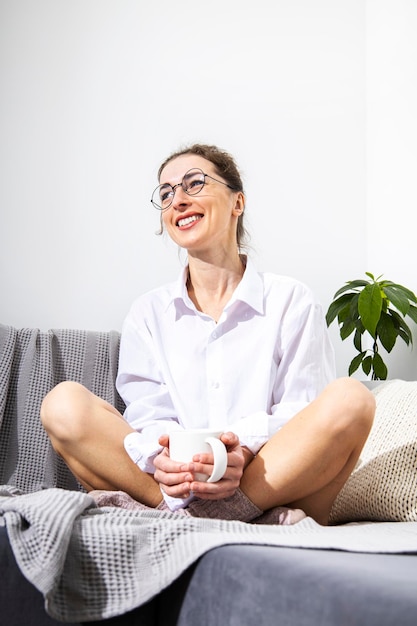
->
<box><xmin>330</xmin><ymin>380</ymin><xmax>417</xmax><ymax>524</ymax></box>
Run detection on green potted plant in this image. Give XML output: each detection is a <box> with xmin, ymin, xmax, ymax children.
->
<box><xmin>326</xmin><ymin>272</ymin><xmax>417</xmax><ymax>380</ymax></box>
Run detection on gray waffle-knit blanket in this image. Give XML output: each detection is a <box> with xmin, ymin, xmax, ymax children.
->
<box><xmin>1</xmin><ymin>486</ymin><xmax>417</xmax><ymax>622</ymax></box>
<box><xmin>0</xmin><ymin>323</ymin><xmax>124</xmax><ymax>492</ymax></box>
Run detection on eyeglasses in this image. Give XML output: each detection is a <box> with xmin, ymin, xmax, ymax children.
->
<box><xmin>151</xmin><ymin>168</ymin><xmax>237</xmax><ymax>210</ymax></box>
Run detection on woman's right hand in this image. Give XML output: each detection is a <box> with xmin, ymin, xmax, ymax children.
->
<box><xmin>153</xmin><ymin>434</ymin><xmax>194</xmax><ymax>499</ymax></box>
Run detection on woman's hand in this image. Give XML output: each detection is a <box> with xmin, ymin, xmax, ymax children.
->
<box><xmin>190</xmin><ymin>431</ymin><xmax>249</xmax><ymax>500</ymax></box>
<box><xmin>153</xmin><ymin>434</ymin><xmax>195</xmax><ymax>499</ymax></box>
<box><xmin>153</xmin><ymin>432</ymin><xmax>253</xmax><ymax>500</ymax></box>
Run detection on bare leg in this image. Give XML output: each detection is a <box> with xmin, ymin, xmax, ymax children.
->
<box><xmin>240</xmin><ymin>378</ymin><xmax>375</xmax><ymax>525</ymax></box>
<box><xmin>40</xmin><ymin>381</ymin><xmax>162</xmax><ymax>507</ymax></box>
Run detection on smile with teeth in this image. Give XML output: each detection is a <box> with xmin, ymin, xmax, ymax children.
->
<box><xmin>176</xmin><ymin>214</ymin><xmax>203</xmax><ymax>228</ymax></box>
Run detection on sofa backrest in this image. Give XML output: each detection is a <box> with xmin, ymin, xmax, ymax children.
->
<box><xmin>0</xmin><ymin>324</ymin><xmax>125</xmax><ymax>493</ymax></box>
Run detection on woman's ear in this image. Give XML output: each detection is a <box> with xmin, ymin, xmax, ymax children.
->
<box><xmin>232</xmin><ymin>192</ymin><xmax>245</xmax><ymax>216</ymax></box>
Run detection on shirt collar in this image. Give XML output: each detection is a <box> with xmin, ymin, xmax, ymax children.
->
<box><xmin>228</xmin><ymin>256</ymin><xmax>264</xmax><ymax>315</ymax></box>
<box><xmin>165</xmin><ymin>267</ymin><xmax>195</xmax><ymax>316</ymax></box>
<box><xmin>167</xmin><ymin>256</ymin><xmax>264</xmax><ymax>317</ymax></box>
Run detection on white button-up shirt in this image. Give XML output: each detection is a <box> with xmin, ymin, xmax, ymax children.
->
<box><xmin>117</xmin><ymin>257</ymin><xmax>336</xmax><ymax>489</ymax></box>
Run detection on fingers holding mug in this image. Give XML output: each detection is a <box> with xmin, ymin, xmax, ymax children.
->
<box><xmin>169</xmin><ymin>429</ymin><xmax>228</xmax><ymax>483</ymax></box>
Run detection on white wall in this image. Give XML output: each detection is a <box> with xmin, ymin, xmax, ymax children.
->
<box><xmin>366</xmin><ymin>0</ymin><xmax>417</xmax><ymax>379</ymax></box>
<box><xmin>0</xmin><ymin>1</ymin><xmax>415</xmax><ymax>378</ymax></box>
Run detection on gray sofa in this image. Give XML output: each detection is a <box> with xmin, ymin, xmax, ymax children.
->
<box><xmin>1</xmin><ymin>324</ymin><xmax>417</xmax><ymax>626</ymax></box>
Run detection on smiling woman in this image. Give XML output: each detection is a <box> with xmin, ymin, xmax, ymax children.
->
<box><xmin>40</xmin><ymin>143</ymin><xmax>376</xmax><ymax>527</ymax></box>
<box><xmin>153</xmin><ymin>144</ymin><xmax>248</xmax><ymax>250</ymax></box>
<box><xmin>157</xmin><ymin>150</ymin><xmax>245</xmax><ymax>263</ymax></box>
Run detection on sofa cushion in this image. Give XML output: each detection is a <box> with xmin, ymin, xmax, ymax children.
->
<box><xmin>330</xmin><ymin>380</ymin><xmax>417</xmax><ymax>523</ymax></box>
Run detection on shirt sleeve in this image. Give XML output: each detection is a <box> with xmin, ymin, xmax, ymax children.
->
<box><xmin>116</xmin><ymin>312</ymin><xmax>183</xmax><ymax>473</ymax></box>
<box><xmin>230</xmin><ymin>292</ymin><xmax>336</xmax><ymax>455</ymax></box>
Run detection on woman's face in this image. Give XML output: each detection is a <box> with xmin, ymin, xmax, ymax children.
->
<box><xmin>159</xmin><ymin>154</ymin><xmax>244</xmax><ymax>257</ymax></box>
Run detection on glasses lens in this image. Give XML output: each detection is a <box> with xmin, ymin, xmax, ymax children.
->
<box><xmin>183</xmin><ymin>169</ymin><xmax>205</xmax><ymax>196</ymax></box>
<box><xmin>151</xmin><ymin>184</ymin><xmax>173</xmax><ymax>210</ymax></box>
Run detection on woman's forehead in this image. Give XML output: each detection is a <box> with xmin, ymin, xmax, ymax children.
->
<box><xmin>159</xmin><ymin>154</ymin><xmax>214</xmax><ymax>184</ymax></box>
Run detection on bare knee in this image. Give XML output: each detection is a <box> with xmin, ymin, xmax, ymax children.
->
<box><xmin>40</xmin><ymin>381</ymin><xmax>93</xmax><ymax>444</ymax></box>
<box><xmin>323</xmin><ymin>377</ymin><xmax>375</xmax><ymax>439</ymax></box>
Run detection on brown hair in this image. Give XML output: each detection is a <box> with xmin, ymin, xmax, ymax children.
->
<box><xmin>156</xmin><ymin>143</ymin><xmax>249</xmax><ymax>251</ymax></box>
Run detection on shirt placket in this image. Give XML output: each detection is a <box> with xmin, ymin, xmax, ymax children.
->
<box><xmin>206</xmin><ymin>323</ymin><xmax>226</xmax><ymax>429</ymax></box>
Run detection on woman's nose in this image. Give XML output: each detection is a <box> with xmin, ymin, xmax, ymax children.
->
<box><xmin>171</xmin><ymin>184</ymin><xmax>190</xmax><ymax>208</ymax></box>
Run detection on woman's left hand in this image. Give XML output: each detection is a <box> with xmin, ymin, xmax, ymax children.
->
<box><xmin>188</xmin><ymin>431</ymin><xmax>249</xmax><ymax>500</ymax></box>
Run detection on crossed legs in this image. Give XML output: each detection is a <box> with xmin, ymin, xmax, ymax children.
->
<box><xmin>40</xmin><ymin>377</ymin><xmax>375</xmax><ymax>524</ymax></box>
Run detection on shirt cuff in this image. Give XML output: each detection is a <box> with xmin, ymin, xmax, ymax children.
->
<box><xmin>123</xmin><ymin>431</ymin><xmax>162</xmax><ymax>474</ymax></box>
<box><xmin>162</xmin><ymin>490</ymin><xmax>195</xmax><ymax>511</ymax></box>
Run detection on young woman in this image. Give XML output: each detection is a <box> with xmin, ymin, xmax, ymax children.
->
<box><xmin>41</xmin><ymin>144</ymin><xmax>375</xmax><ymax>525</ymax></box>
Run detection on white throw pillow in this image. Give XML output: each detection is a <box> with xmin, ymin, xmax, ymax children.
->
<box><xmin>329</xmin><ymin>380</ymin><xmax>417</xmax><ymax>524</ymax></box>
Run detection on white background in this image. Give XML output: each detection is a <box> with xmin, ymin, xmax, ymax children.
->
<box><xmin>1</xmin><ymin>0</ymin><xmax>416</xmax><ymax>379</ymax></box>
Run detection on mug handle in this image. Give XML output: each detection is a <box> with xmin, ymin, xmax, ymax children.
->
<box><xmin>205</xmin><ymin>436</ymin><xmax>228</xmax><ymax>483</ymax></box>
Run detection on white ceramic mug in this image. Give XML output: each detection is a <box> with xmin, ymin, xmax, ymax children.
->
<box><xmin>169</xmin><ymin>429</ymin><xmax>228</xmax><ymax>483</ymax></box>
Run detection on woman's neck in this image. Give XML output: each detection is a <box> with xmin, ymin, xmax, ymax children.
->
<box><xmin>186</xmin><ymin>253</ymin><xmax>246</xmax><ymax>322</ymax></box>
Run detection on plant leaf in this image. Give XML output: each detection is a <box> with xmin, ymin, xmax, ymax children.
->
<box><xmin>398</xmin><ymin>327</ymin><xmax>411</xmax><ymax>346</ymax></box>
<box><xmin>348</xmin><ymin>352</ymin><xmax>365</xmax><ymax>375</ymax></box>
<box><xmin>332</xmin><ymin>280</ymin><xmax>369</xmax><ymax>299</ymax></box>
<box><xmin>372</xmin><ymin>352</ymin><xmax>388</xmax><ymax>380</ymax></box>
<box><xmin>358</xmin><ymin>283</ymin><xmax>382</xmax><ymax>337</ymax></box>
<box><xmin>340</xmin><ymin>320</ymin><xmax>356</xmax><ymax>340</ymax></box>
<box><xmin>348</xmin><ymin>293</ymin><xmax>360</xmax><ymax>320</ymax></box>
<box><xmin>353</xmin><ymin>327</ymin><xmax>363</xmax><ymax>352</ymax></box>
<box><xmin>408</xmin><ymin>304</ymin><xmax>417</xmax><ymax>324</ymax></box>
<box><xmin>384</xmin><ymin>282</ymin><xmax>417</xmax><ymax>303</ymax></box>
<box><xmin>325</xmin><ymin>294</ymin><xmax>355</xmax><ymax>326</ymax></box>
<box><xmin>388</xmin><ymin>309</ymin><xmax>413</xmax><ymax>345</ymax></box>
<box><xmin>376</xmin><ymin>311</ymin><xmax>398</xmax><ymax>353</ymax></box>
<box><xmin>383</xmin><ymin>285</ymin><xmax>411</xmax><ymax>316</ymax></box>
<box><xmin>362</xmin><ymin>355</ymin><xmax>372</xmax><ymax>376</ymax></box>
<box><xmin>338</xmin><ymin>302</ymin><xmax>354</xmax><ymax>324</ymax></box>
